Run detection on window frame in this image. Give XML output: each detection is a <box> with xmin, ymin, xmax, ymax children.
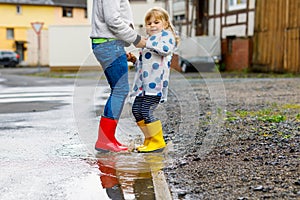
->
<box><xmin>16</xmin><ymin>5</ymin><xmax>22</xmax><ymax>14</ymax></box>
<box><xmin>173</xmin><ymin>14</ymin><xmax>186</xmax><ymax>22</ymax></box>
<box><xmin>6</xmin><ymin>28</ymin><xmax>14</xmax><ymax>40</ymax></box>
<box><xmin>62</xmin><ymin>7</ymin><xmax>73</xmax><ymax>18</ymax></box>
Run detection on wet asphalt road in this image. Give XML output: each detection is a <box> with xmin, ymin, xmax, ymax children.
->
<box><xmin>0</xmin><ymin>67</ymin><xmax>173</xmax><ymax>200</ymax></box>
<box><xmin>0</xmin><ymin>68</ymin><xmax>74</xmax><ymax>113</ymax></box>
<box><xmin>0</xmin><ymin>68</ymin><xmax>95</xmax><ymax>199</ymax></box>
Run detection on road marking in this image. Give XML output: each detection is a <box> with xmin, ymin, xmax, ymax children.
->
<box><xmin>0</xmin><ymin>86</ymin><xmax>110</xmax><ymax>105</ymax></box>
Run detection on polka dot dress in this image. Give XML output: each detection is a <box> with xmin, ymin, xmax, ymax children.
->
<box><xmin>131</xmin><ymin>30</ymin><xmax>175</xmax><ymax>102</ymax></box>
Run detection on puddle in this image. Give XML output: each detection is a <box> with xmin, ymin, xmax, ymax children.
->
<box><xmin>82</xmin><ymin>151</ymin><xmax>173</xmax><ymax>200</ymax></box>
<box><xmin>0</xmin><ymin>81</ymin><xmax>174</xmax><ymax>199</ymax></box>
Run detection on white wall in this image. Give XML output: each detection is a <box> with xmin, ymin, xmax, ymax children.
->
<box><xmin>87</xmin><ymin>0</ymin><xmax>92</xmax><ymax>23</ymax></box>
<box><xmin>48</xmin><ymin>25</ymin><xmax>98</xmax><ymax>67</ymax></box>
<box><xmin>48</xmin><ymin>0</ymin><xmax>164</xmax><ymax>68</ymax></box>
<box><xmin>132</xmin><ymin>2</ymin><xmax>164</xmax><ymax>26</ymax></box>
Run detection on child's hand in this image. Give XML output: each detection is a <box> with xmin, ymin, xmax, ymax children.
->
<box><xmin>126</xmin><ymin>52</ymin><xmax>137</xmax><ymax>63</ymax></box>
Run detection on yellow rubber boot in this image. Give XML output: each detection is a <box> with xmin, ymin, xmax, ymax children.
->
<box><xmin>136</xmin><ymin>120</ymin><xmax>151</xmax><ymax>151</ymax></box>
<box><xmin>138</xmin><ymin>120</ymin><xmax>166</xmax><ymax>153</ymax></box>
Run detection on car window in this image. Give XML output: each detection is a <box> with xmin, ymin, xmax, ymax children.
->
<box><xmin>2</xmin><ymin>51</ymin><xmax>13</xmax><ymax>56</ymax></box>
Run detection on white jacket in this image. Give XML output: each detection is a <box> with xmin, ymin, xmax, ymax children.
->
<box><xmin>90</xmin><ymin>0</ymin><xmax>140</xmax><ymax>45</ymax></box>
<box><xmin>131</xmin><ymin>30</ymin><xmax>176</xmax><ymax>102</ymax></box>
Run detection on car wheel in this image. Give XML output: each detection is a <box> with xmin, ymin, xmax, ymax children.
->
<box><xmin>181</xmin><ymin>62</ymin><xmax>187</xmax><ymax>73</ymax></box>
<box><xmin>7</xmin><ymin>61</ymin><xmax>17</xmax><ymax>68</ymax></box>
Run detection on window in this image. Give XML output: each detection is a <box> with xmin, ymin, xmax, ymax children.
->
<box><xmin>228</xmin><ymin>0</ymin><xmax>247</xmax><ymax>11</ymax></box>
<box><xmin>174</xmin><ymin>14</ymin><xmax>185</xmax><ymax>22</ymax></box>
<box><xmin>6</xmin><ymin>28</ymin><xmax>14</xmax><ymax>40</ymax></box>
<box><xmin>63</xmin><ymin>7</ymin><xmax>73</xmax><ymax>17</ymax></box>
<box><xmin>16</xmin><ymin>5</ymin><xmax>22</xmax><ymax>14</ymax></box>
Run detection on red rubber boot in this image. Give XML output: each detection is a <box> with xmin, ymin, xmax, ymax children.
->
<box><xmin>95</xmin><ymin>117</ymin><xmax>128</xmax><ymax>152</ymax></box>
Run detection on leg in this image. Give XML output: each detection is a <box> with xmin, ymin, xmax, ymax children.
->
<box><xmin>140</xmin><ymin>95</ymin><xmax>161</xmax><ymax>124</ymax></box>
<box><xmin>132</xmin><ymin>96</ymin><xmax>149</xmax><ymax>149</ymax></box>
<box><xmin>93</xmin><ymin>40</ymin><xmax>129</xmax><ymax>120</ymax></box>
<box><xmin>132</xmin><ymin>96</ymin><xmax>144</xmax><ymax>122</ymax></box>
<box><xmin>93</xmin><ymin>41</ymin><xmax>129</xmax><ymax>152</ymax></box>
<box><xmin>103</xmin><ymin>53</ymin><xmax>129</xmax><ymax>119</ymax></box>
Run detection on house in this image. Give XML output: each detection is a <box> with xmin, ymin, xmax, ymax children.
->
<box><xmin>173</xmin><ymin>0</ymin><xmax>299</xmax><ymax>73</ymax></box>
<box><xmin>172</xmin><ymin>0</ymin><xmax>255</xmax><ymax>71</ymax></box>
<box><xmin>0</xmin><ymin>0</ymin><xmax>88</xmax><ymax>66</ymax></box>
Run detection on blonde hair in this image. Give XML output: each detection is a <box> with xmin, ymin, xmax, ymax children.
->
<box><xmin>144</xmin><ymin>7</ymin><xmax>180</xmax><ymax>45</ymax></box>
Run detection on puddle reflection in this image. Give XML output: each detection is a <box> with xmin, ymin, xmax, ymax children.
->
<box><xmin>95</xmin><ymin>152</ymin><xmax>171</xmax><ymax>200</ymax></box>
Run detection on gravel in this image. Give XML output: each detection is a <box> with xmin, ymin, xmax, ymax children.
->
<box><xmin>161</xmin><ymin>75</ymin><xmax>300</xmax><ymax>200</ymax></box>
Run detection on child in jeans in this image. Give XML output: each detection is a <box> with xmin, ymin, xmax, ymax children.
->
<box><xmin>128</xmin><ymin>7</ymin><xmax>178</xmax><ymax>153</ymax></box>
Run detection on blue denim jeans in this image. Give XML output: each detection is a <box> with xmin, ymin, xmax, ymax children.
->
<box><xmin>92</xmin><ymin>40</ymin><xmax>129</xmax><ymax>119</ymax></box>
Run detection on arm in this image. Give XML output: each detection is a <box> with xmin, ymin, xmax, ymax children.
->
<box><xmin>135</xmin><ymin>37</ymin><xmax>147</xmax><ymax>48</ymax></box>
<box><xmin>145</xmin><ymin>31</ymin><xmax>175</xmax><ymax>56</ymax></box>
<box><xmin>102</xmin><ymin>0</ymin><xmax>140</xmax><ymax>45</ymax></box>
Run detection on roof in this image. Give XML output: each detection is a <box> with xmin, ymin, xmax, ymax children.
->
<box><xmin>0</xmin><ymin>0</ymin><xmax>87</xmax><ymax>8</ymax></box>
<box><xmin>52</xmin><ymin>0</ymin><xmax>86</xmax><ymax>8</ymax></box>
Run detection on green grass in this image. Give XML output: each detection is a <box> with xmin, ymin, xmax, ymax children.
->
<box><xmin>225</xmin><ymin>103</ymin><xmax>300</xmax><ymax>123</ymax></box>
<box><xmin>257</xmin><ymin>115</ymin><xmax>286</xmax><ymax>123</ymax></box>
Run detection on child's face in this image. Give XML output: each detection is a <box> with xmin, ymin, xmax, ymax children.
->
<box><xmin>145</xmin><ymin>16</ymin><xmax>167</xmax><ymax>36</ymax></box>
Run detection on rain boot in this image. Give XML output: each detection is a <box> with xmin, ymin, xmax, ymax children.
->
<box><xmin>95</xmin><ymin>116</ymin><xmax>128</xmax><ymax>152</ymax></box>
<box><xmin>135</xmin><ymin>120</ymin><xmax>151</xmax><ymax>151</ymax></box>
<box><xmin>97</xmin><ymin>160</ymin><xmax>125</xmax><ymax>200</ymax></box>
<box><xmin>138</xmin><ymin>120</ymin><xmax>166</xmax><ymax>153</ymax></box>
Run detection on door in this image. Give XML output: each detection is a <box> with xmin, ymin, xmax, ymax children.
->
<box><xmin>15</xmin><ymin>41</ymin><xmax>26</xmax><ymax>62</ymax></box>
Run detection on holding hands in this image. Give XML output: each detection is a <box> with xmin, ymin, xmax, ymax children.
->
<box><xmin>135</xmin><ymin>36</ymin><xmax>147</xmax><ymax>48</ymax></box>
<box><xmin>126</xmin><ymin>52</ymin><xmax>137</xmax><ymax>64</ymax></box>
